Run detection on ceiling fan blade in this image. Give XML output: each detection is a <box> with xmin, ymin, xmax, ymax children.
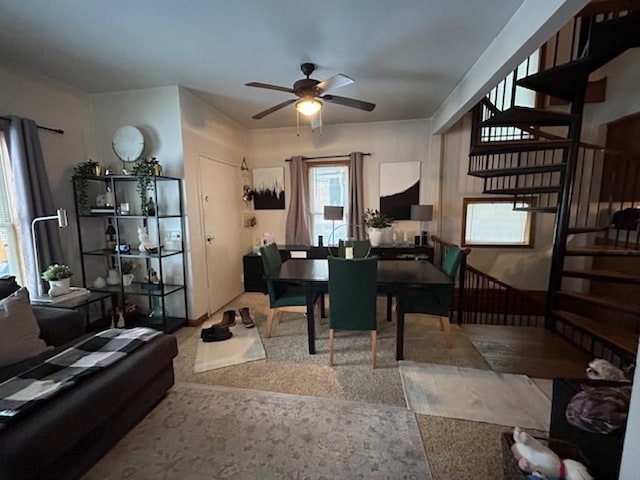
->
<box><xmin>322</xmin><ymin>95</ymin><xmax>376</xmax><ymax>112</ymax></box>
<box><xmin>251</xmin><ymin>99</ymin><xmax>297</xmax><ymax>119</ymax></box>
<box><xmin>245</xmin><ymin>82</ymin><xmax>295</xmax><ymax>94</ymax></box>
<box><xmin>315</xmin><ymin>74</ymin><xmax>354</xmax><ymax>93</ymax></box>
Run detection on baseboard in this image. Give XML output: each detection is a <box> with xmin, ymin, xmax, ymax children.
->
<box><xmin>187</xmin><ymin>313</ymin><xmax>208</xmax><ymax>327</ymax></box>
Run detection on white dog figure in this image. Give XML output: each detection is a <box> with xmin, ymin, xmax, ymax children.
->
<box><xmin>511</xmin><ymin>427</ymin><xmax>592</xmax><ymax>480</ymax></box>
<box><xmin>586</xmin><ymin>358</ymin><xmax>629</xmax><ymax>382</ymax></box>
<box><xmin>137</xmin><ymin>226</ymin><xmax>157</xmax><ymax>253</ymax></box>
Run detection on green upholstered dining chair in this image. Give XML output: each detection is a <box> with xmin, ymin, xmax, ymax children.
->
<box><xmin>396</xmin><ymin>245</ymin><xmax>465</xmax><ymax>349</ymax></box>
<box><xmin>337</xmin><ymin>239</ymin><xmax>371</xmax><ymax>258</ymax></box>
<box><xmin>260</xmin><ymin>243</ymin><xmax>318</xmax><ymax>338</ymax></box>
<box><xmin>328</xmin><ymin>256</ymin><xmax>379</xmax><ymax>368</ymax></box>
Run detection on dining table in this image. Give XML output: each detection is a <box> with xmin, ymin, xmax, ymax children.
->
<box><xmin>269</xmin><ymin>258</ymin><xmax>454</xmax><ymax>360</ymax></box>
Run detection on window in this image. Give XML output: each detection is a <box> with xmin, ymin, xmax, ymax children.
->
<box><xmin>308</xmin><ymin>162</ymin><xmax>349</xmax><ymax>243</ymax></box>
<box><xmin>0</xmin><ymin>133</ymin><xmax>23</xmax><ymax>283</ymax></box>
<box><xmin>462</xmin><ymin>197</ymin><xmax>535</xmax><ymax>247</ymax></box>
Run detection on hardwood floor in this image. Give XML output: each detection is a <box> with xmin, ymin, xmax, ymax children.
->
<box><xmin>463</xmin><ymin>325</ymin><xmax>592</xmax><ymax>378</ymax></box>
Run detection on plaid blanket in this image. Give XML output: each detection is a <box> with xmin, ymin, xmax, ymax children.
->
<box><xmin>0</xmin><ymin>327</ymin><xmax>161</xmax><ymax>426</ymax></box>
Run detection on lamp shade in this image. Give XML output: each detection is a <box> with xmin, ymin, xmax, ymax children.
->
<box><xmin>410</xmin><ymin>204</ymin><xmax>433</xmax><ymax>221</ymax></box>
<box><xmin>296</xmin><ymin>98</ymin><xmax>322</xmax><ymax>116</ymax></box>
<box><xmin>323</xmin><ymin>205</ymin><xmax>344</xmax><ymax>221</ymax></box>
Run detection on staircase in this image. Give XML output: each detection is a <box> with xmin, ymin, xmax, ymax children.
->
<box><xmin>468</xmin><ymin>1</ymin><xmax>640</xmax><ymax>367</ymax></box>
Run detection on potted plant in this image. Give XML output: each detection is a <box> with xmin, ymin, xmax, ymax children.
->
<box><xmin>131</xmin><ymin>157</ymin><xmax>160</xmax><ymax>214</ymax></box>
<box><xmin>73</xmin><ymin>158</ymin><xmax>101</xmax><ymax>213</ymax></box>
<box><xmin>41</xmin><ymin>263</ymin><xmax>73</xmax><ymax>290</ymax></box>
<box><xmin>363</xmin><ymin>209</ymin><xmax>393</xmax><ymax>246</ymax></box>
<box><xmin>120</xmin><ymin>260</ymin><xmax>136</xmax><ymax>287</ymax></box>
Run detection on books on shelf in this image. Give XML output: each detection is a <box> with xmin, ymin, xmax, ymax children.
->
<box><xmin>33</xmin><ymin>287</ymin><xmax>91</xmax><ymax>304</ymax></box>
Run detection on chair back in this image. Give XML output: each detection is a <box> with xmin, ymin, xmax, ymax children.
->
<box><xmin>442</xmin><ymin>245</ymin><xmax>464</xmax><ymax>280</ymax></box>
<box><xmin>260</xmin><ymin>243</ymin><xmax>282</xmax><ymax>273</ymax></box>
<box><xmin>328</xmin><ymin>256</ymin><xmax>378</xmax><ymax>330</ymax></box>
<box><xmin>259</xmin><ymin>243</ymin><xmax>284</xmax><ymax>304</ymax></box>
<box><xmin>337</xmin><ymin>239</ymin><xmax>371</xmax><ymax>258</ymax></box>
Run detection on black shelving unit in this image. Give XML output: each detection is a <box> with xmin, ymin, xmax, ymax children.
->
<box><xmin>72</xmin><ymin>174</ymin><xmax>188</xmax><ymax>333</ymax></box>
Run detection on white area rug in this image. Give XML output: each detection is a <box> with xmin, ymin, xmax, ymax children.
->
<box><xmin>194</xmin><ymin>319</ymin><xmax>266</xmax><ymax>373</ymax></box>
<box><xmin>399</xmin><ymin>361</ymin><xmax>551</xmax><ymax>431</ymax></box>
<box><xmin>83</xmin><ymin>382</ymin><xmax>432</xmax><ymax>480</ymax></box>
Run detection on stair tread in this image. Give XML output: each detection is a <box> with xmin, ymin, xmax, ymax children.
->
<box><xmin>552</xmin><ymin>310</ymin><xmax>638</xmax><ymax>354</ymax></box>
<box><xmin>517</xmin><ymin>58</ymin><xmax>594</xmax><ymax>101</ymax></box>
<box><xmin>567</xmin><ymin>226</ymin><xmax>611</xmax><ymax>234</ymax></box>
<box><xmin>562</xmin><ymin>268</ymin><xmax>640</xmax><ymax>284</ymax></box>
<box><xmin>566</xmin><ymin>246</ymin><xmax>640</xmax><ymax>256</ymax></box>
<box><xmin>470</xmin><ymin>139</ymin><xmax>572</xmax><ymax>155</ymax></box>
<box><xmin>481</xmin><ymin>107</ymin><xmax>578</xmax><ymax>128</ymax></box>
<box><xmin>484</xmin><ymin>186</ymin><xmax>561</xmax><ymax>195</ymax></box>
<box><xmin>513</xmin><ymin>206</ymin><xmax>557</xmax><ymax>213</ymax></box>
<box><xmin>469</xmin><ymin>163</ymin><xmax>566</xmax><ymax>178</ymax></box>
<box><xmin>517</xmin><ymin>13</ymin><xmax>640</xmax><ymax>101</ymax></box>
<box><xmin>558</xmin><ymin>291</ymin><xmax>640</xmax><ymax>317</ymax></box>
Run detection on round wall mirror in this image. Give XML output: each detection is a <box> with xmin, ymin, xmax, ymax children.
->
<box><xmin>112</xmin><ymin>125</ymin><xmax>145</xmax><ymax>162</ymax></box>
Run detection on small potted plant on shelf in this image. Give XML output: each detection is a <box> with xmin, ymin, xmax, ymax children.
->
<box><xmin>132</xmin><ymin>156</ymin><xmax>161</xmax><ymax>214</ymax></box>
<box><xmin>73</xmin><ymin>158</ymin><xmax>101</xmax><ymax>213</ymax></box>
<box><xmin>120</xmin><ymin>260</ymin><xmax>136</xmax><ymax>287</ymax></box>
<box><xmin>41</xmin><ymin>263</ymin><xmax>73</xmax><ymax>290</ymax></box>
<box><xmin>363</xmin><ymin>208</ymin><xmax>393</xmax><ymax>247</ymax></box>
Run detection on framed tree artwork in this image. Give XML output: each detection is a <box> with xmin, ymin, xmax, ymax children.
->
<box><xmin>252</xmin><ymin>167</ymin><xmax>285</xmax><ymax>210</ymax></box>
<box><xmin>379</xmin><ymin>161</ymin><xmax>420</xmax><ymax>220</ymax></box>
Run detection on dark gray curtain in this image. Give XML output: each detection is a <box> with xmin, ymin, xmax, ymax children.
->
<box><xmin>349</xmin><ymin>151</ymin><xmax>365</xmax><ymax>240</ymax></box>
<box><xmin>1</xmin><ymin>116</ymin><xmax>64</xmax><ymax>295</ymax></box>
<box><xmin>285</xmin><ymin>156</ymin><xmax>312</xmax><ymax>245</ymax></box>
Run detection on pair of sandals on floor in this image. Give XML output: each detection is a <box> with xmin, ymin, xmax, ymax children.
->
<box><xmin>201</xmin><ymin>307</ymin><xmax>254</xmax><ymax>342</ymax></box>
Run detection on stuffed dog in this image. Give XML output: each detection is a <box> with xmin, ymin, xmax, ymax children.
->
<box><xmin>586</xmin><ymin>358</ymin><xmax>629</xmax><ymax>382</ymax></box>
<box><xmin>511</xmin><ymin>427</ymin><xmax>592</xmax><ymax>480</ymax></box>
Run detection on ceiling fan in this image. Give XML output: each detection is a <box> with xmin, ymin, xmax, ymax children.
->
<box><xmin>246</xmin><ymin>62</ymin><xmax>376</xmax><ymax>120</ymax></box>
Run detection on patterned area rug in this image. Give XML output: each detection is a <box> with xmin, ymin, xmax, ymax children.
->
<box><xmin>194</xmin><ymin>314</ymin><xmax>266</xmax><ymax>373</ymax></box>
<box><xmin>399</xmin><ymin>361</ymin><xmax>551</xmax><ymax>431</ymax></box>
<box><xmin>83</xmin><ymin>382</ymin><xmax>432</xmax><ymax>480</ymax></box>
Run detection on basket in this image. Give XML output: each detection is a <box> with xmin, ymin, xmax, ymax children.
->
<box><xmin>500</xmin><ymin>431</ymin><xmax>591</xmax><ymax>480</ymax></box>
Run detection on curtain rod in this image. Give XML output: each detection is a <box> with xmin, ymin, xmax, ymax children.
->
<box><xmin>0</xmin><ymin>116</ymin><xmax>64</xmax><ymax>135</ymax></box>
<box><xmin>285</xmin><ymin>152</ymin><xmax>371</xmax><ymax>162</ymax></box>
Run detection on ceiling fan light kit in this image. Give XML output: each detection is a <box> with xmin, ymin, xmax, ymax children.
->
<box><xmin>246</xmin><ymin>62</ymin><xmax>375</xmax><ymax>123</ymax></box>
<box><xmin>296</xmin><ymin>97</ymin><xmax>322</xmax><ymax>116</ymax></box>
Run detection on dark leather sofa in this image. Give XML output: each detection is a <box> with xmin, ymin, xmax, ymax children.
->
<box><xmin>0</xmin><ymin>278</ymin><xmax>178</xmax><ymax>480</ymax></box>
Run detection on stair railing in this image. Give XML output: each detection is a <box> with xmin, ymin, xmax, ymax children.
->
<box><xmin>461</xmin><ymin>265</ymin><xmax>546</xmax><ymax>327</ymax></box>
<box><xmin>431</xmin><ymin>235</ymin><xmax>546</xmax><ymax>327</ymax></box>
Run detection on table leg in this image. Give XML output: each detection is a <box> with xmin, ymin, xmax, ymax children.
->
<box><xmin>307</xmin><ymin>289</ymin><xmax>316</xmax><ymax>354</ymax></box>
<box><xmin>386</xmin><ymin>293</ymin><xmax>393</xmax><ymax>322</ymax></box>
<box><xmin>396</xmin><ymin>308</ymin><xmax>405</xmax><ymax>360</ymax></box>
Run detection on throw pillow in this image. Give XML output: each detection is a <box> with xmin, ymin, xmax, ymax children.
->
<box><xmin>0</xmin><ymin>287</ymin><xmax>49</xmax><ymax>367</ymax></box>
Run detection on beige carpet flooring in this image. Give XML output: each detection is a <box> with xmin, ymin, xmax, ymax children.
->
<box><xmin>85</xmin><ymin>382</ymin><xmax>432</xmax><ymax>480</ymax></box>
<box><xmin>171</xmin><ymin>292</ymin><xmax>539</xmax><ymax>479</ymax></box>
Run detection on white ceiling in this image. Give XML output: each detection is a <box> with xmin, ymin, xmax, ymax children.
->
<box><xmin>0</xmin><ymin>0</ymin><xmax>526</xmax><ymax>129</ymax></box>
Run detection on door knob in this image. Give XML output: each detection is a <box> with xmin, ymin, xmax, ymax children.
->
<box><xmin>206</xmin><ymin>235</ymin><xmax>214</xmax><ymax>243</ymax></box>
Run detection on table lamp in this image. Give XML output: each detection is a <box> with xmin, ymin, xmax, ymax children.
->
<box><xmin>410</xmin><ymin>204</ymin><xmax>433</xmax><ymax>246</ymax></box>
<box><xmin>31</xmin><ymin>208</ymin><xmax>68</xmax><ymax>295</ymax></box>
<box><xmin>323</xmin><ymin>205</ymin><xmax>344</xmax><ymax>245</ymax></box>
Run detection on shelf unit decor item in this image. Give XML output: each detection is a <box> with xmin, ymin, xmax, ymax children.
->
<box><xmin>72</xmin><ymin>174</ymin><xmax>188</xmax><ymax>333</ymax></box>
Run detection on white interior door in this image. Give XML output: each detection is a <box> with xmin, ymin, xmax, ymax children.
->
<box><xmin>198</xmin><ymin>155</ymin><xmax>243</xmax><ymax>314</ymax></box>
